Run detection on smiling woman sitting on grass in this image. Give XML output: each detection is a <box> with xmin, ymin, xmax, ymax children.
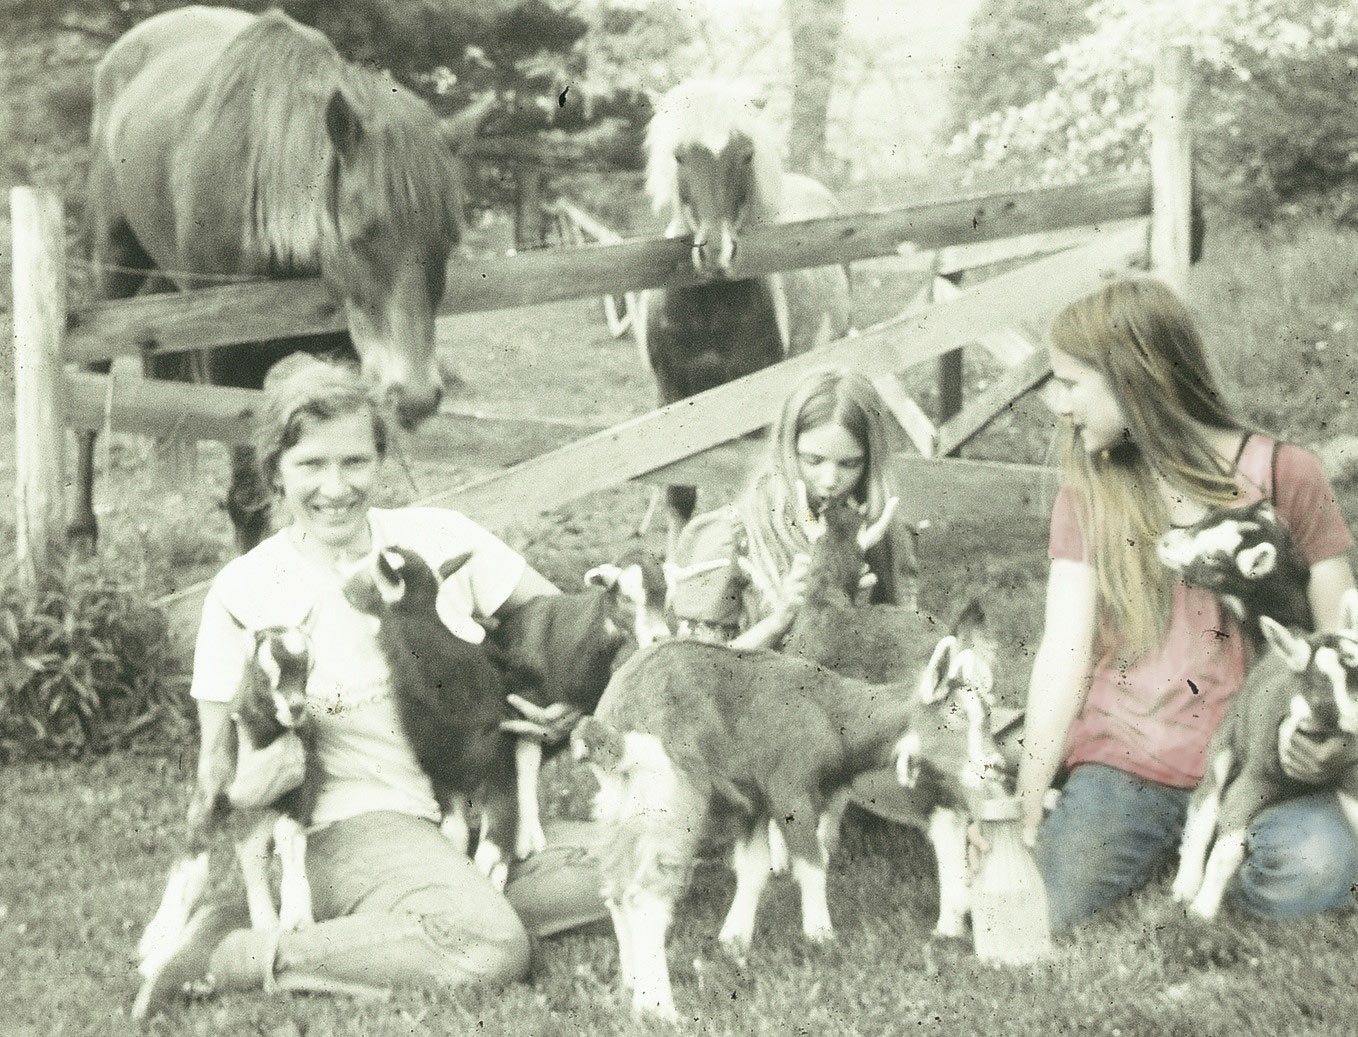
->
<box><xmin>133</xmin><ymin>355</ymin><xmax>608</xmax><ymax>1019</ymax></box>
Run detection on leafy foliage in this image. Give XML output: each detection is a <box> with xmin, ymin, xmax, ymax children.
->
<box><xmin>0</xmin><ymin>555</ymin><xmax>189</xmax><ymax>760</ymax></box>
<box><xmin>948</xmin><ymin>0</ymin><xmax>1358</xmax><ymax>221</ymax></box>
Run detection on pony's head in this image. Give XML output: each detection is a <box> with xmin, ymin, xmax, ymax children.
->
<box><xmin>645</xmin><ymin>79</ymin><xmax>783</xmax><ymax>278</ymax></box>
<box><xmin>317</xmin><ymin>83</ymin><xmax>467</xmax><ymax>428</ymax></box>
<box><xmin>219</xmin><ymin>12</ymin><xmax>479</xmax><ymax>429</ymax></box>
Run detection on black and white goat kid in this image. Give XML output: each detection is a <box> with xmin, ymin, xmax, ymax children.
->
<box><xmin>572</xmin><ymin>622</ymin><xmax>1005</xmax><ymax>1021</ymax></box>
<box><xmin>135</xmin><ymin>623</ymin><xmax>319</xmax><ymax>1013</ymax></box>
<box><xmin>1156</xmin><ymin>498</ymin><xmax>1313</xmax><ymax>647</ymax></box>
<box><xmin>1172</xmin><ymin>589</ymin><xmax>1358</xmax><ymax>919</ymax></box>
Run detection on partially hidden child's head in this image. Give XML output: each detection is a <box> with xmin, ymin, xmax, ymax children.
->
<box><xmin>255</xmin><ymin>354</ymin><xmax>392</xmax><ymax>495</ymax></box>
<box><xmin>771</xmin><ymin>366</ymin><xmax>893</xmax><ymax>511</ymax></box>
<box><xmin>1048</xmin><ymin>276</ymin><xmax>1244</xmax><ymax>660</ymax></box>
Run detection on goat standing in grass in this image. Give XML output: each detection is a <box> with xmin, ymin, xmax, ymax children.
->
<box><xmin>781</xmin><ymin>494</ymin><xmax>1005</xmax><ymax>938</ymax></box>
<box><xmin>573</xmin><ymin>621</ymin><xmax>1005</xmax><ymax>1022</ymax></box>
<box><xmin>489</xmin><ymin>547</ymin><xmax>671</xmax><ymax>857</ymax></box>
<box><xmin>136</xmin><ymin>624</ymin><xmax>318</xmax><ymax>996</ymax></box>
<box><xmin>1173</xmin><ymin>590</ymin><xmax>1358</xmax><ymax>918</ymax></box>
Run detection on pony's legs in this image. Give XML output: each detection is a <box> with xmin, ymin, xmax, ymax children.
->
<box><xmin>227</xmin><ymin>444</ymin><xmax>272</xmax><ymax>553</ymax></box>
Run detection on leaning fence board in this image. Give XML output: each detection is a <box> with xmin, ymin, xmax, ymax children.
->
<box><xmin>65</xmin><ymin>174</ymin><xmax>1152</xmax><ymax>364</ymax></box>
<box><xmin>420</xmin><ymin>224</ymin><xmax>1146</xmax><ymax>532</ymax></box>
<box><xmin>935</xmin><ymin>351</ymin><xmax>1054</xmax><ymax>458</ymax></box>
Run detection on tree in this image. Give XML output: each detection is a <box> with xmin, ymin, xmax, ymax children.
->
<box><xmin>785</xmin><ymin>0</ymin><xmax>848</xmax><ymax>181</ymax></box>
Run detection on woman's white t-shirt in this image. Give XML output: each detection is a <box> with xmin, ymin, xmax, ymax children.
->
<box><xmin>190</xmin><ymin>507</ymin><xmax>526</xmax><ymax>828</ymax></box>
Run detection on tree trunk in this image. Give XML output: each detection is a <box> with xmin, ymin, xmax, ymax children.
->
<box><xmin>786</xmin><ymin>0</ymin><xmax>848</xmax><ymax>181</ymax></box>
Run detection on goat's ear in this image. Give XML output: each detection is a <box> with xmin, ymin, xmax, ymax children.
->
<box><xmin>584</xmin><ymin>563</ymin><xmax>622</xmax><ymax>590</ymax></box>
<box><xmin>1235</xmin><ymin>542</ymin><xmax>1277</xmax><ymax>579</ymax></box>
<box><xmin>919</xmin><ymin>635</ymin><xmax>958</xmax><ymax>704</ymax></box>
<box><xmin>437</xmin><ymin>550</ymin><xmax>474</xmax><ymax>582</ymax></box>
<box><xmin>858</xmin><ymin>496</ymin><xmax>898</xmax><ymax>552</ymax></box>
<box><xmin>1262</xmin><ymin>616</ymin><xmax>1312</xmax><ymax>671</ymax></box>
<box><xmin>1339</xmin><ymin>588</ymin><xmax>1358</xmax><ymax>636</ymax></box>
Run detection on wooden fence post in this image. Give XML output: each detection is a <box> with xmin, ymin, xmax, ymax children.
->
<box><xmin>11</xmin><ymin>186</ymin><xmax>67</xmax><ymax>587</ymax></box>
<box><xmin>1150</xmin><ymin>45</ymin><xmax>1192</xmax><ymax>294</ymax></box>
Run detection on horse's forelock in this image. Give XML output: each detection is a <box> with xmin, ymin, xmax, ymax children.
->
<box><xmin>645</xmin><ymin>80</ymin><xmax>783</xmax><ymax>219</ymax></box>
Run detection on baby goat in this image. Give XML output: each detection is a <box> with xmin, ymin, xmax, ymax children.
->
<box><xmin>344</xmin><ymin>546</ymin><xmax>525</xmax><ymax>890</ymax></box>
<box><xmin>1172</xmin><ymin>589</ymin><xmax>1358</xmax><ymax>919</ymax></box>
<box><xmin>488</xmin><ymin>547</ymin><xmax>670</xmax><ymax>857</ymax></box>
<box><xmin>781</xmin><ymin>495</ymin><xmax>1002</xmax><ymax>939</ymax></box>
<box><xmin>136</xmin><ymin>625</ymin><xmax>318</xmax><ymax>1001</ymax></box>
<box><xmin>573</xmin><ymin>628</ymin><xmax>1005</xmax><ymax>1022</ymax></box>
<box><xmin>1157</xmin><ymin>498</ymin><xmax>1313</xmax><ymax>648</ymax></box>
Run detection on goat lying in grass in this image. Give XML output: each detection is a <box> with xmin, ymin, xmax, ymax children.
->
<box><xmin>1172</xmin><ymin>589</ymin><xmax>1358</xmax><ymax>919</ymax></box>
<box><xmin>1157</xmin><ymin>498</ymin><xmax>1313</xmax><ymax>647</ymax></box>
<box><xmin>780</xmin><ymin>495</ymin><xmax>1003</xmax><ymax>938</ymax></box>
<box><xmin>488</xmin><ymin>547</ymin><xmax>670</xmax><ymax>857</ymax></box>
<box><xmin>136</xmin><ymin>625</ymin><xmax>318</xmax><ymax>995</ymax></box>
<box><xmin>343</xmin><ymin>545</ymin><xmax>670</xmax><ymax>887</ymax></box>
<box><xmin>572</xmin><ymin>624</ymin><xmax>1005</xmax><ymax>1022</ymax></box>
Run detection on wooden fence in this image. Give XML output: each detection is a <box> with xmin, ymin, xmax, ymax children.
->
<box><xmin>11</xmin><ymin>49</ymin><xmax>1194</xmax><ymax>644</ymax></box>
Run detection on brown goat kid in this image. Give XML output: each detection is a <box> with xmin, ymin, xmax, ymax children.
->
<box><xmin>1172</xmin><ymin>589</ymin><xmax>1358</xmax><ymax>919</ymax></box>
<box><xmin>573</xmin><ymin>624</ymin><xmax>1005</xmax><ymax>1022</ymax></box>
<box><xmin>781</xmin><ymin>496</ymin><xmax>1004</xmax><ymax>938</ymax></box>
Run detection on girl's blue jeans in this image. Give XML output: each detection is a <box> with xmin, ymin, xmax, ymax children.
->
<box><xmin>1037</xmin><ymin>763</ymin><xmax>1358</xmax><ymax>929</ymax></box>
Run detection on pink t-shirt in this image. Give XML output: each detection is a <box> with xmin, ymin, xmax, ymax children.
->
<box><xmin>1050</xmin><ymin>436</ymin><xmax>1353</xmax><ymax>788</ymax></box>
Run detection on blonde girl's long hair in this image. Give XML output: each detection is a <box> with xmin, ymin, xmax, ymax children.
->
<box><xmin>1051</xmin><ymin>277</ymin><xmax>1246</xmax><ymax>661</ymax></box>
<box><xmin>735</xmin><ymin>366</ymin><xmax>908</xmax><ymax>609</ymax></box>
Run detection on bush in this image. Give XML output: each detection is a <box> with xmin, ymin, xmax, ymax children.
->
<box><xmin>947</xmin><ymin>0</ymin><xmax>1358</xmax><ymax>222</ymax></box>
<box><xmin>0</xmin><ymin>555</ymin><xmax>190</xmax><ymax>761</ymax></box>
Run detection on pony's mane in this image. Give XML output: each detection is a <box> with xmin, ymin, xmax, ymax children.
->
<box><xmin>644</xmin><ymin>79</ymin><xmax>784</xmax><ymax>220</ymax></box>
<box><xmin>195</xmin><ymin>12</ymin><xmax>458</xmax><ymax>270</ymax></box>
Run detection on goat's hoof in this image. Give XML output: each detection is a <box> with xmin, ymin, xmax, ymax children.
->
<box><xmin>515</xmin><ymin>827</ymin><xmax>547</xmax><ymax>861</ymax></box>
<box><xmin>1188</xmin><ymin>900</ymin><xmax>1219</xmax><ymax>922</ymax></box>
<box><xmin>804</xmin><ymin>925</ymin><xmax>836</xmax><ymax>946</ymax></box>
<box><xmin>634</xmin><ymin>999</ymin><xmax>679</xmax><ymax>1025</ymax></box>
<box><xmin>1170</xmin><ymin>876</ymin><xmax>1199</xmax><ymax>905</ymax></box>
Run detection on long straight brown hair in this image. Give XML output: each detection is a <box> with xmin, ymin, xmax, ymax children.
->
<box><xmin>1051</xmin><ymin>277</ymin><xmax>1247</xmax><ymax>660</ymax></box>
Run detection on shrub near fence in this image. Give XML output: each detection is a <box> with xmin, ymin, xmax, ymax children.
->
<box><xmin>0</xmin><ymin>556</ymin><xmax>189</xmax><ymax>761</ymax></box>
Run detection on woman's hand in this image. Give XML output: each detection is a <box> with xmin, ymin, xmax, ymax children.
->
<box><xmin>1279</xmin><ymin>725</ymin><xmax>1358</xmax><ymax>784</ymax></box>
<box><xmin>226</xmin><ymin>730</ymin><xmax>307</xmax><ymax>809</ymax></box>
<box><xmin>499</xmin><ymin>694</ymin><xmax>582</xmax><ymax>746</ymax></box>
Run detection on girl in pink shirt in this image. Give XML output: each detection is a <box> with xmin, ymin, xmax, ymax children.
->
<box><xmin>1017</xmin><ymin>276</ymin><xmax>1358</xmax><ymax>928</ymax></box>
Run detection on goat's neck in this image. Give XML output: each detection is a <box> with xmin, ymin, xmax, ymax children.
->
<box><xmin>817</xmin><ymin>677</ymin><xmax>916</xmax><ymax>769</ymax></box>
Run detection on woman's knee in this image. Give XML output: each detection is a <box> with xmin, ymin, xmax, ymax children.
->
<box><xmin>419</xmin><ymin>908</ymin><xmax>531</xmax><ymax>988</ymax></box>
<box><xmin>1238</xmin><ymin>796</ymin><xmax>1357</xmax><ymax>918</ymax></box>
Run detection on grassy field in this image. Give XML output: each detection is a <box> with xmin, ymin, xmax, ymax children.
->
<box><xmin>5</xmin><ymin>207</ymin><xmax>1358</xmax><ymax>1034</ymax></box>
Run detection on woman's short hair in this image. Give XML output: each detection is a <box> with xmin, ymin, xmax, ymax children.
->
<box><xmin>255</xmin><ymin>354</ymin><xmax>390</xmax><ymax>491</ymax></box>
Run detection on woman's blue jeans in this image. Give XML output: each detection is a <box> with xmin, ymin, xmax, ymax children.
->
<box><xmin>1037</xmin><ymin>763</ymin><xmax>1357</xmax><ymax>929</ymax></box>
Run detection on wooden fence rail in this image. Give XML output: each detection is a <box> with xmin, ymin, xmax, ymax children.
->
<box><xmin>64</xmin><ymin>173</ymin><xmax>1152</xmax><ymax>364</ymax></box>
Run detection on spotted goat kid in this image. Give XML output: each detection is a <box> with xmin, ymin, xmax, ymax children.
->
<box><xmin>1172</xmin><ymin>589</ymin><xmax>1358</xmax><ymax>919</ymax></box>
<box><xmin>572</xmin><ymin>623</ymin><xmax>1005</xmax><ymax>1023</ymax></box>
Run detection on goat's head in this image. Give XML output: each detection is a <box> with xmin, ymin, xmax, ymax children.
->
<box><xmin>1156</xmin><ymin>500</ymin><xmax>1308</xmax><ymax>622</ymax></box>
<box><xmin>251</xmin><ymin>624</ymin><xmax>313</xmax><ymax>730</ymax></box>
<box><xmin>1265</xmin><ymin>589</ymin><xmax>1358</xmax><ymax>737</ymax></box>
<box><xmin>583</xmin><ymin>546</ymin><xmax>672</xmax><ymax>650</ymax></box>
<box><xmin>893</xmin><ymin>601</ymin><xmax>1008</xmax><ymax>810</ymax></box>
<box><xmin>342</xmin><ymin>546</ymin><xmax>485</xmax><ymax>643</ymax></box>
<box><xmin>798</xmin><ymin>488</ymin><xmax>895</xmax><ymax>606</ymax></box>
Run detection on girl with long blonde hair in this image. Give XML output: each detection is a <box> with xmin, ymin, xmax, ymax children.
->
<box><xmin>1019</xmin><ymin>276</ymin><xmax>1358</xmax><ymax>928</ymax></box>
<box><xmin>667</xmin><ymin>365</ymin><xmax>915</xmax><ymax>648</ymax></box>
